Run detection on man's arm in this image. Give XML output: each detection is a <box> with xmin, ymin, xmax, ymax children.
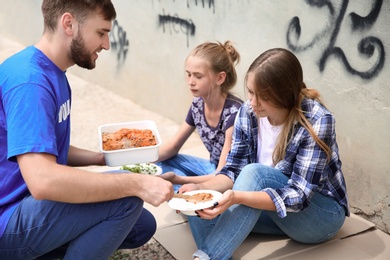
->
<box><xmin>17</xmin><ymin>152</ymin><xmax>174</xmax><ymax>206</ymax></box>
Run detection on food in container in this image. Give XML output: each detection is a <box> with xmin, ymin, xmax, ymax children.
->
<box><xmin>102</xmin><ymin>128</ymin><xmax>157</xmax><ymax>151</ymax></box>
<box><xmin>98</xmin><ymin>120</ymin><xmax>161</xmax><ymax>166</ymax></box>
<box><xmin>168</xmin><ymin>190</ymin><xmax>222</xmax><ymax>216</ymax></box>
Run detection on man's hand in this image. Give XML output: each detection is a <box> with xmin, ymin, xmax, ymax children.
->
<box><xmin>135</xmin><ymin>175</ymin><xmax>174</xmax><ymax>206</ymax></box>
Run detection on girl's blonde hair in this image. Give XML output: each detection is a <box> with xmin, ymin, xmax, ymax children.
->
<box><xmin>245</xmin><ymin>48</ymin><xmax>331</xmax><ymax>164</ymax></box>
<box><xmin>188</xmin><ymin>41</ymin><xmax>240</xmax><ymax>95</ymax></box>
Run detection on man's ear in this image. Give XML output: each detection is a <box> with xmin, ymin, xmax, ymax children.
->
<box><xmin>61</xmin><ymin>13</ymin><xmax>76</xmax><ymax>36</ymax></box>
<box><xmin>216</xmin><ymin>71</ymin><xmax>227</xmax><ymax>86</ymax></box>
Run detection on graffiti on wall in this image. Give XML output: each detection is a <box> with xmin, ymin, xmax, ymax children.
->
<box><xmin>109</xmin><ymin>20</ymin><xmax>129</xmax><ymax>65</ymax></box>
<box><xmin>186</xmin><ymin>0</ymin><xmax>215</xmax><ymax>13</ymax></box>
<box><xmin>108</xmin><ymin>1</ymin><xmax>215</xmax><ymax>65</ymax></box>
<box><xmin>286</xmin><ymin>0</ymin><xmax>385</xmax><ymax>80</ymax></box>
<box><xmin>159</xmin><ymin>9</ymin><xmax>196</xmax><ymax>47</ymax></box>
<box><xmin>158</xmin><ymin>0</ymin><xmax>215</xmax><ymax>46</ymax></box>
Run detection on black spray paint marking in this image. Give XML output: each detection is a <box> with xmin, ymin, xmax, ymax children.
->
<box><xmin>286</xmin><ymin>0</ymin><xmax>385</xmax><ymax>80</ymax></box>
<box><xmin>110</xmin><ymin>20</ymin><xmax>130</xmax><ymax>64</ymax></box>
<box><xmin>187</xmin><ymin>0</ymin><xmax>215</xmax><ymax>13</ymax></box>
<box><xmin>159</xmin><ymin>9</ymin><xmax>196</xmax><ymax>47</ymax></box>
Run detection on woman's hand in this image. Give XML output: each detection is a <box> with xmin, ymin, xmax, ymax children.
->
<box><xmin>195</xmin><ymin>189</ymin><xmax>235</xmax><ymax>219</ymax></box>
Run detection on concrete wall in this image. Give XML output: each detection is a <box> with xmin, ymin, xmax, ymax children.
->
<box><xmin>0</xmin><ymin>0</ymin><xmax>389</xmax><ymax>234</ymax></box>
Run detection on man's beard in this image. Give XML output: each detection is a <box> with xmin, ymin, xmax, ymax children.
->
<box><xmin>70</xmin><ymin>33</ymin><xmax>96</xmax><ymax>70</ymax></box>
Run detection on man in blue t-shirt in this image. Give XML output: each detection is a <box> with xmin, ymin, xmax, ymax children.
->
<box><xmin>0</xmin><ymin>1</ymin><xmax>173</xmax><ymax>259</ymax></box>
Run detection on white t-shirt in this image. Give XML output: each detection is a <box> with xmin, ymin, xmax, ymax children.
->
<box><xmin>257</xmin><ymin>117</ymin><xmax>283</xmax><ymax>166</ymax></box>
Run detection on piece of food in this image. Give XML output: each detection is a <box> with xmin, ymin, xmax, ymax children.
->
<box><xmin>173</xmin><ymin>192</ymin><xmax>214</xmax><ymax>204</ymax></box>
<box><xmin>120</xmin><ymin>163</ymin><xmax>159</xmax><ymax>175</ymax></box>
<box><xmin>102</xmin><ymin>128</ymin><xmax>156</xmax><ymax>151</ymax></box>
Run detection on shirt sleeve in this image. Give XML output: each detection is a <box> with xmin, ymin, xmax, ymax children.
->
<box><xmin>222</xmin><ymin>96</ymin><xmax>243</xmax><ymax>132</ymax></box>
<box><xmin>5</xmin><ymin>83</ymin><xmax>58</xmax><ymax>160</ymax></box>
<box><xmin>217</xmin><ymin>103</ymin><xmax>254</xmax><ymax>182</ymax></box>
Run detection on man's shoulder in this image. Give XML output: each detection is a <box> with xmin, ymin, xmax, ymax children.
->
<box><xmin>1</xmin><ymin>46</ymin><xmax>35</xmax><ymax>64</ymax></box>
<box><xmin>1</xmin><ymin>46</ymin><xmax>60</xmax><ymax>88</ymax></box>
<box><xmin>1</xmin><ymin>46</ymin><xmax>41</xmax><ymax>75</ymax></box>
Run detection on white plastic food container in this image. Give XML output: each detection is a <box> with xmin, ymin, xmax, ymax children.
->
<box><xmin>98</xmin><ymin>120</ymin><xmax>162</xmax><ymax>166</ymax></box>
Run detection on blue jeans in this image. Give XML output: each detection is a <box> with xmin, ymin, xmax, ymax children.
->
<box><xmin>156</xmin><ymin>154</ymin><xmax>216</xmax><ymax>191</ymax></box>
<box><xmin>189</xmin><ymin>164</ymin><xmax>346</xmax><ymax>260</ymax></box>
<box><xmin>0</xmin><ymin>195</ymin><xmax>156</xmax><ymax>260</ymax></box>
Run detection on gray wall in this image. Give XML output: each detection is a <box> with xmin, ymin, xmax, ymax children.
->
<box><xmin>0</xmin><ymin>0</ymin><xmax>389</xmax><ymax>234</ymax></box>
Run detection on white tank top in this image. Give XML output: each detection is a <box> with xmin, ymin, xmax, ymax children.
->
<box><xmin>257</xmin><ymin>117</ymin><xmax>283</xmax><ymax>167</ymax></box>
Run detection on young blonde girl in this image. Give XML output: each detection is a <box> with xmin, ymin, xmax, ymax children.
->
<box><xmin>157</xmin><ymin>41</ymin><xmax>243</xmax><ymax>190</ymax></box>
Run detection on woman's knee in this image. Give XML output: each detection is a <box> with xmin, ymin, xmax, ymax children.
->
<box><xmin>242</xmin><ymin>163</ymin><xmax>276</xmax><ymax>177</ymax></box>
<box><xmin>234</xmin><ymin>164</ymin><xmax>273</xmax><ymax>190</ymax></box>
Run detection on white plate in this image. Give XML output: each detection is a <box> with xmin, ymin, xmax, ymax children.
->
<box><xmin>118</xmin><ymin>163</ymin><xmax>162</xmax><ymax>175</ymax></box>
<box><xmin>168</xmin><ymin>190</ymin><xmax>222</xmax><ymax>216</ymax></box>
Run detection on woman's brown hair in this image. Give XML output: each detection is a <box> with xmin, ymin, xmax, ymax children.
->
<box><xmin>245</xmin><ymin>48</ymin><xmax>331</xmax><ymax>164</ymax></box>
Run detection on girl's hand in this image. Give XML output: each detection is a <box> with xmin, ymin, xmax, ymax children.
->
<box><xmin>178</xmin><ymin>183</ymin><xmax>198</xmax><ymax>193</ymax></box>
<box><xmin>159</xmin><ymin>171</ymin><xmax>176</xmax><ymax>182</ymax></box>
<box><xmin>174</xmin><ymin>183</ymin><xmax>199</xmax><ymax>214</ymax></box>
<box><xmin>196</xmin><ymin>189</ymin><xmax>235</xmax><ymax>219</ymax></box>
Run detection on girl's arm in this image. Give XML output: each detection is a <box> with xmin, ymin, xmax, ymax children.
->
<box><xmin>233</xmin><ymin>190</ymin><xmax>276</xmax><ymax>210</ymax></box>
<box><xmin>156</xmin><ymin>122</ymin><xmax>195</xmax><ymax>162</ymax></box>
<box><xmin>215</xmin><ymin>126</ymin><xmax>234</xmax><ymax>172</ymax></box>
<box><xmin>159</xmin><ymin>123</ymin><xmax>234</xmax><ymax>185</ymax></box>
<box><xmin>197</xmin><ymin>190</ymin><xmax>276</xmax><ymax>220</ymax></box>
<box><xmin>159</xmin><ymin>171</ymin><xmax>215</xmax><ymax>185</ymax></box>
<box><xmin>67</xmin><ymin>145</ymin><xmax>105</xmax><ymax>166</ymax></box>
<box><xmin>179</xmin><ymin>174</ymin><xmax>234</xmax><ymax>194</ymax></box>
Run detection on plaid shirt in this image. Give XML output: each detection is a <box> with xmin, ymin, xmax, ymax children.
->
<box><xmin>218</xmin><ymin>99</ymin><xmax>349</xmax><ymax>218</ymax></box>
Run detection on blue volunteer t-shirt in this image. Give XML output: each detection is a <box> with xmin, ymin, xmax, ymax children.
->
<box><xmin>0</xmin><ymin>46</ymin><xmax>71</xmax><ymax>238</ymax></box>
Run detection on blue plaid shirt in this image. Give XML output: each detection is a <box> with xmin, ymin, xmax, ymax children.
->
<box><xmin>217</xmin><ymin>99</ymin><xmax>349</xmax><ymax>218</ymax></box>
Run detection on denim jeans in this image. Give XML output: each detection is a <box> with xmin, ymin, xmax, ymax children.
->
<box><xmin>190</xmin><ymin>163</ymin><xmax>346</xmax><ymax>260</ymax></box>
<box><xmin>0</xmin><ymin>195</ymin><xmax>156</xmax><ymax>260</ymax></box>
<box><xmin>156</xmin><ymin>154</ymin><xmax>216</xmax><ymax>191</ymax></box>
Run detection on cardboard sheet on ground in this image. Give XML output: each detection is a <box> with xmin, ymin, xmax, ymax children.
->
<box><xmin>146</xmin><ymin>202</ymin><xmax>390</xmax><ymax>260</ymax></box>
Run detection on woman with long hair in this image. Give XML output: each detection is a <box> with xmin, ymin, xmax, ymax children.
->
<box><xmin>179</xmin><ymin>48</ymin><xmax>349</xmax><ymax>260</ymax></box>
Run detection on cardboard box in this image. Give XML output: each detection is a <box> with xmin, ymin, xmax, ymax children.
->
<box><xmin>145</xmin><ymin>202</ymin><xmax>390</xmax><ymax>260</ymax></box>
